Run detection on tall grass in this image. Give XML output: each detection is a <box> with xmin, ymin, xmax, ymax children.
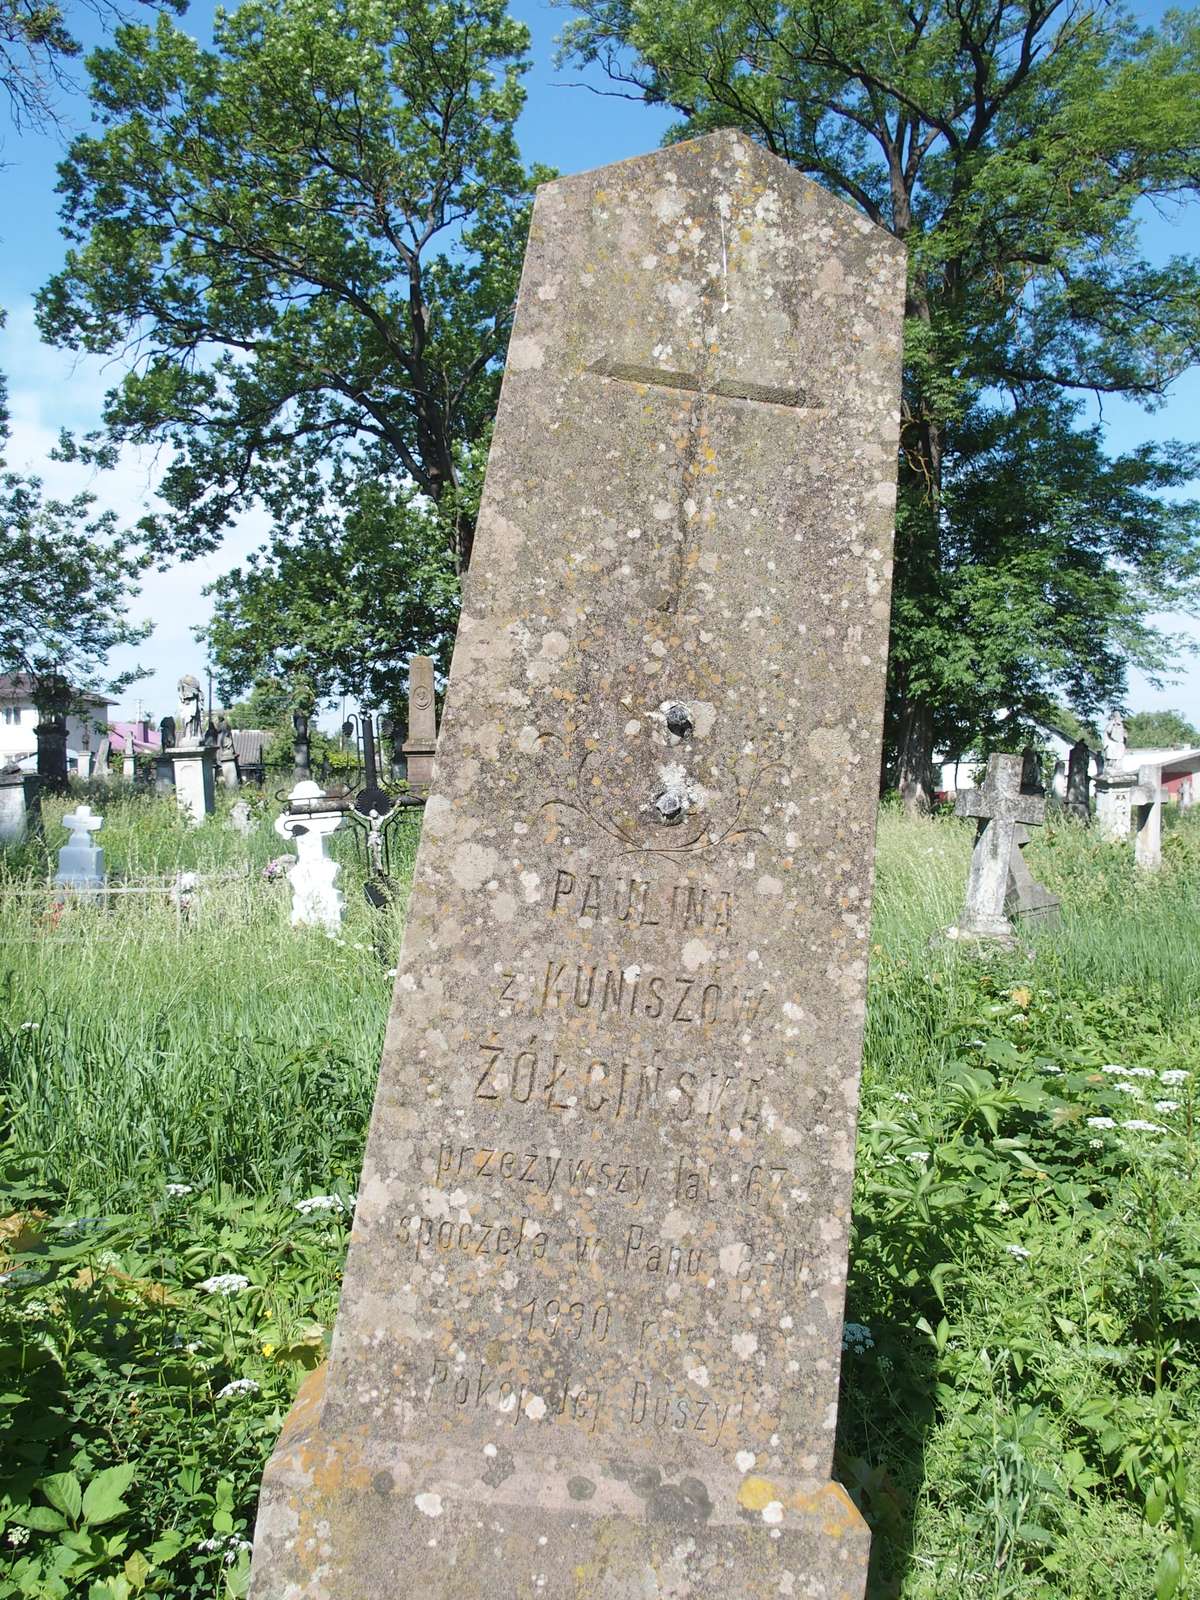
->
<box><xmin>0</xmin><ymin>789</ymin><xmax>420</xmax><ymax>1204</ymax></box>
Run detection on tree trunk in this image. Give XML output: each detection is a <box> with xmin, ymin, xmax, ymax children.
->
<box><xmin>896</xmin><ymin>696</ymin><xmax>934</xmax><ymax>813</ymax></box>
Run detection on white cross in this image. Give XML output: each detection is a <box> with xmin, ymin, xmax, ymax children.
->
<box><xmin>63</xmin><ymin>805</ymin><xmax>103</xmax><ymax>840</ymax></box>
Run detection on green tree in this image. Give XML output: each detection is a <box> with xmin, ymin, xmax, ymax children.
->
<box><xmin>0</xmin><ymin>325</ymin><xmax>148</xmax><ymax>697</ymax></box>
<box><xmin>38</xmin><ymin>0</ymin><xmax>543</xmax><ymax>578</ymax></box>
<box><xmin>1125</xmin><ymin>707</ymin><xmax>1200</xmax><ymax>748</ymax></box>
<box><xmin>203</xmin><ymin>476</ymin><xmax>460</xmax><ymax>717</ymax></box>
<box><xmin>561</xmin><ymin>0</ymin><xmax>1200</xmax><ymax>805</ymax></box>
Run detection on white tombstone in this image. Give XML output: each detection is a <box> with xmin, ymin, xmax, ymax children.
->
<box><xmin>172</xmin><ymin>746</ymin><xmax>216</xmax><ymax>825</ymax></box>
<box><xmin>0</xmin><ymin>768</ymin><xmax>27</xmax><ymax>844</ymax></box>
<box><xmin>229</xmin><ymin>799</ymin><xmax>254</xmax><ymax>835</ymax></box>
<box><xmin>1095</xmin><ymin>771</ymin><xmax>1137</xmax><ymax>841</ymax></box>
<box><xmin>274</xmin><ymin>780</ymin><xmax>345</xmax><ymax>931</ymax></box>
<box><xmin>54</xmin><ymin>804</ymin><xmax>106</xmax><ymax>893</ymax></box>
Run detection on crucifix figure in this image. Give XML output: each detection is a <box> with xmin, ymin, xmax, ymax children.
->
<box><xmin>954</xmin><ymin>753</ymin><xmax>1052</xmax><ymax>941</ymax></box>
<box><xmin>588</xmin><ymin>353</ymin><xmax>819</xmax><ymax>614</ymax></box>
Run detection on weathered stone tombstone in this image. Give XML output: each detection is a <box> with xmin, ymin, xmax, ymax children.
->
<box><xmin>953</xmin><ymin>754</ymin><xmax>1058</xmax><ymax>942</ymax></box>
<box><xmin>1095</xmin><ymin>770</ymin><xmax>1136</xmax><ymax>841</ymax></box>
<box><xmin>230</xmin><ymin>799</ymin><xmax>254</xmax><ymax>836</ymax></box>
<box><xmin>401</xmin><ymin>654</ymin><xmax>438</xmax><ymax>794</ymax></box>
<box><xmin>0</xmin><ymin>765</ymin><xmax>27</xmax><ymax>844</ymax></box>
<box><xmin>1066</xmin><ymin>739</ymin><xmax>1091</xmax><ymax>823</ymax></box>
<box><xmin>91</xmin><ymin>734</ymin><xmax>112</xmax><ymax>781</ymax></box>
<box><xmin>274</xmin><ymin>780</ymin><xmax>347</xmax><ymax>931</ymax></box>
<box><xmin>250</xmin><ymin>131</ymin><xmax>904</xmax><ymax>1600</ymax></box>
<box><xmin>53</xmin><ymin>804</ymin><xmax>106</xmax><ymax>895</ymax></box>
<box><xmin>1132</xmin><ymin>763</ymin><xmax>1164</xmax><ymax>871</ymax></box>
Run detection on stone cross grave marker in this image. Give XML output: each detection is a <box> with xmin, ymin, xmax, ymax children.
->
<box><xmin>275</xmin><ymin>780</ymin><xmax>346</xmax><ymax>931</ymax></box>
<box><xmin>954</xmin><ymin>754</ymin><xmax>1055</xmax><ymax>941</ymax></box>
<box><xmin>250</xmin><ymin>129</ymin><xmax>905</xmax><ymax>1600</ymax></box>
<box><xmin>401</xmin><ymin>654</ymin><xmax>438</xmax><ymax>794</ymax></box>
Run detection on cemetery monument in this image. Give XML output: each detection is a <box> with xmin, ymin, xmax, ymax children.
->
<box><xmin>53</xmin><ymin>803</ymin><xmax>106</xmax><ymax>894</ymax></box>
<box><xmin>953</xmin><ymin>753</ymin><xmax>1057</xmax><ymax>942</ymax></box>
<box><xmin>0</xmin><ymin>764</ymin><xmax>27</xmax><ymax>843</ymax></box>
<box><xmin>167</xmin><ymin>673</ymin><xmax>216</xmax><ymax>823</ymax></box>
<box><xmin>250</xmin><ymin>130</ymin><xmax>905</xmax><ymax>1600</ymax></box>
<box><xmin>401</xmin><ymin>654</ymin><xmax>438</xmax><ymax>794</ymax></box>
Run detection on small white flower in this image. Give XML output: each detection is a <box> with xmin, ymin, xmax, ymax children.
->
<box><xmin>295</xmin><ymin>1194</ymin><xmax>345</xmax><ymax>1215</ymax></box>
<box><xmin>1160</xmin><ymin>1070</ymin><xmax>1189</xmax><ymax>1085</ymax></box>
<box><xmin>1101</xmin><ymin>1065</ymin><xmax>1134</xmax><ymax>1076</ymax></box>
<box><xmin>1089</xmin><ymin>1139</ymin><xmax>1104</xmax><ymax>1149</ymax></box>
<box><xmin>1005</xmin><ymin>1244</ymin><xmax>1031</xmax><ymax>1260</ymax></box>
<box><xmin>1039</xmin><ymin>1063</ymin><xmax>1063</xmax><ymax>1075</ymax></box>
<box><xmin>6</xmin><ymin>1526</ymin><xmax>29</xmax><ymax>1546</ymax></box>
<box><xmin>1154</xmin><ymin>1101</ymin><xmax>1179</xmax><ymax>1114</ymax></box>
<box><xmin>216</xmin><ymin>1378</ymin><xmax>260</xmax><ymax>1400</ymax></box>
<box><xmin>198</xmin><ymin>1537</ymin><xmax>222</xmax><ymax>1553</ymax></box>
<box><xmin>19</xmin><ymin>1021</ymin><xmax>38</xmax><ymax>1031</ymax></box>
<box><xmin>1114</xmin><ymin>1081</ymin><xmax>1143</xmax><ymax>1097</ymax></box>
<box><xmin>893</xmin><ymin>1092</ymin><xmax>911</xmax><ymax>1103</ymax></box>
<box><xmin>1087</xmin><ymin>1117</ymin><xmax>1115</xmax><ymax>1130</ymax></box>
<box><xmin>385</xmin><ymin>967</ymin><xmax>398</xmax><ymax>979</ymax></box>
<box><xmin>1121</xmin><ymin>1120</ymin><xmax>1169</xmax><ymax>1134</ymax></box>
<box><xmin>905</xmin><ymin>1151</ymin><xmax>930</xmax><ymax>1164</ymax></box>
<box><xmin>166</xmin><ymin>1183</ymin><xmax>193</xmax><ymax>1198</ymax></box>
<box><xmin>198</xmin><ymin>1274</ymin><xmax>250</xmax><ymax>1296</ymax></box>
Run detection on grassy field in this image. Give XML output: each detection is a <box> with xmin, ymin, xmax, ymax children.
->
<box><xmin>1</xmin><ymin>790</ymin><xmax>1197</xmax><ymax>1598</ymax></box>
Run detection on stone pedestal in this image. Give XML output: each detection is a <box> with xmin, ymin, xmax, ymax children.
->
<box><xmin>0</xmin><ymin>768</ymin><xmax>27</xmax><ymax>844</ymax></box>
<box><xmin>274</xmin><ymin>780</ymin><xmax>346</xmax><ymax>931</ymax></box>
<box><xmin>171</xmin><ymin>746</ymin><xmax>216</xmax><ymax>825</ymax></box>
<box><xmin>251</xmin><ymin>131</ymin><xmax>904</xmax><ymax>1600</ymax></box>
<box><xmin>1132</xmin><ymin>764</ymin><xmax>1164</xmax><ymax>871</ymax></box>
<box><xmin>53</xmin><ymin>804</ymin><xmax>106</xmax><ymax>894</ymax></box>
<box><xmin>154</xmin><ymin>756</ymin><xmax>175</xmax><ymax>795</ymax></box>
<box><xmin>1095</xmin><ymin>772</ymin><xmax>1136</xmax><ymax>842</ymax></box>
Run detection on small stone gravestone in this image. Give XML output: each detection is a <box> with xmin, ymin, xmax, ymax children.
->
<box><xmin>53</xmin><ymin>804</ymin><xmax>106</xmax><ymax>894</ymax></box>
<box><xmin>250</xmin><ymin>130</ymin><xmax>905</xmax><ymax>1600</ymax></box>
<box><xmin>1132</xmin><ymin>764</ymin><xmax>1164</xmax><ymax>871</ymax></box>
<box><xmin>401</xmin><ymin>654</ymin><xmax>437</xmax><ymax>794</ymax></box>
<box><xmin>92</xmin><ymin>735</ymin><xmax>111</xmax><ymax>781</ymax></box>
<box><xmin>274</xmin><ymin>780</ymin><xmax>346</xmax><ymax>931</ymax></box>
<box><xmin>0</xmin><ymin>765</ymin><xmax>27</xmax><ymax>843</ymax></box>
<box><xmin>1095</xmin><ymin>770</ymin><xmax>1136</xmax><ymax>841</ymax></box>
<box><xmin>954</xmin><ymin>754</ymin><xmax>1057</xmax><ymax>941</ymax></box>
<box><xmin>230</xmin><ymin>799</ymin><xmax>254</xmax><ymax>836</ymax></box>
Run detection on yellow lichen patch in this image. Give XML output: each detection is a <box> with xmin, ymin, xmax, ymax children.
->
<box><xmin>737</xmin><ymin>1475</ymin><xmax>779</xmax><ymax>1512</ymax></box>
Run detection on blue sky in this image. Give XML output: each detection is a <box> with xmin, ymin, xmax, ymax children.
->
<box><xmin>1</xmin><ymin>0</ymin><xmax>1197</xmax><ymax>726</ymax></box>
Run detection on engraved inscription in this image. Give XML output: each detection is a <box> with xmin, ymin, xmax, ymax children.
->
<box><xmin>473</xmin><ymin>1042</ymin><xmax>765</xmax><ymax>1134</ymax></box>
<box><xmin>436</xmin><ymin>1142</ymin><xmax>653</xmax><ymax>1205</ymax></box>
<box><xmin>496</xmin><ymin>960</ymin><xmax>770</xmax><ymax>1029</ymax></box>
<box><xmin>588</xmin><ymin>358</ymin><xmax>818</xmax><ymax>413</ymax></box>
<box><xmin>549</xmin><ymin>869</ymin><xmax>734</xmax><ymax>934</ymax></box>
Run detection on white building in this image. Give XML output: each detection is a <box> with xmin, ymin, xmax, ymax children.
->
<box><xmin>0</xmin><ymin>674</ymin><xmax>114</xmax><ymax>774</ymax></box>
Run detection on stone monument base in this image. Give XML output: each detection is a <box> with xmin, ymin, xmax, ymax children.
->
<box><xmin>251</xmin><ymin>1369</ymin><xmax>870</xmax><ymax>1600</ymax></box>
<box><xmin>171</xmin><ymin>747</ymin><xmax>216</xmax><ymax>825</ymax></box>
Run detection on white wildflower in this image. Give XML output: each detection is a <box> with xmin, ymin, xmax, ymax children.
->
<box><xmin>1121</xmin><ymin>1120</ymin><xmax>1169</xmax><ymax>1134</ymax></box>
<box><xmin>1089</xmin><ymin>1139</ymin><xmax>1104</xmax><ymax>1149</ymax></box>
<box><xmin>1114</xmin><ymin>1081</ymin><xmax>1143</xmax><ymax>1097</ymax></box>
<box><xmin>166</xmin><ymin>1183</ymin><xmax>193</xmax><ymax>1198</ymax></box>
<box><xmin>6</xmin><ymin>1527</ymin><xmax>29</xmax><ymax>1547</ymax></box>
<box><xmin>1039</xmin><ymin>1063</ymin><xmax>1063</xmax><ymax>1075</ymax></box>
<box><xmin>1160</xmin><ymin>1070</ymin><xmax>1189</xmax><ymax>1085</ymax></box>
<box><xmin>905</xmin><ymin>1151</ymin><xmax>930</xmax><ymax>1164</ymax></box>
<box><xmin>1087</xmin><ymin>1117</ymin><xmax>1115</xmax><ymax>1130</ymax></box>
<box><xmin>198</xmin><ymin>1274</ymin><xmax>250</xmax><ymax>1296</ymax></box>
<box><xmin>1154</xmin><ymin>1101</ymin><xmax>1179</xmax><ymax>1114</ymax></box>
<box><xmin>1101</xmin><ymin>1065</ymin><xmax>1134</xmax><ymax>1076</ymax></box>
<box><xmin>19</xmin><ymin>1022</ymin><xmax>38</xmax><ymax>1031</ymax></box>
<box><xmin>893</xmin><ymin>1092</ymin><xmax>911</xmax><ymax>1103</ymax></box>
<box><xmin>216</xmin><ymin>1378</ymin><xmax>260</xmax><ymax>1400</ymax></box>
<box><xmin>385</xmin><ymin>968</ymin><xmax>398</xmax><ymax>979</ymax></box>
<box><xmin>295</xmin><ymin>1194</ymin><xmax>345</xmax><ymax>1215</ymax></box>
<box><xmin>1005</xmin><ymin>1244</ymin><xmax>1031</xmax><ymax>1260</ymax></box>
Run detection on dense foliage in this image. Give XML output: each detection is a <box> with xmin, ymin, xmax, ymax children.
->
<box><xmin>39</xmin><ymin>0</ymin><xmax>542</xmax><ymax>584</ymax></box>
<box><xmin>1125</xmin><ymin>709</ymin><xmax>1200</xmax><ymax>750</ymax></box>
<box><xmin>560</xmin><ymin>0</ymin><xmax>1200</xmax><ymax>802</ymax></box>
<box><xmin>1</xmin><ymin>795</ymin><xmax>1198</xmax><ymax>1597</ymax></box>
